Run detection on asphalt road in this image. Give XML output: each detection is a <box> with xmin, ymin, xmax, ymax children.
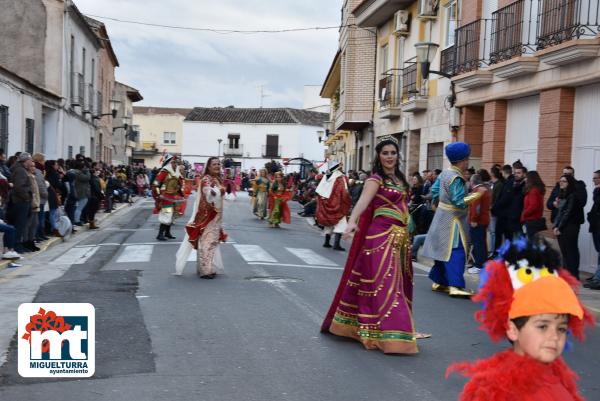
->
<box><xmin>0</xmin><ymin>193</ymin><xmax>599</xmax><ymax>401</ymax></box>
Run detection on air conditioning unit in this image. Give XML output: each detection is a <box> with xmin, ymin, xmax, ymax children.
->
<box><xmin>418</xmin><ymin>0</ymin><xmax>439</xmax><ymax>19</ymax></box>
<box><xmin>394</xmin><ymin>10</ymin><xmax>410</xmax><ymax>35</ymax></box>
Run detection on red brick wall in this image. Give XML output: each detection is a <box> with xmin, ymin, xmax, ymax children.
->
<box><xmin>482</xmin><ymin>100</ymin><xmax>507</xmax><ymax>168</ymax></box>
<box><xmin>459</xmin><ymin>106</ymin><xmax>484</xmax><ymax>158</ymax></box>
<box><xmin>537</xmin><ymin>87</ymin><xmax>575</xmax><ymax>194</ymax></box>
<box><xmin>460</xmin><ymin>0</ymin><xmax>483</xmax><ymax>26</ymax></box>
<box><xmin>498</xmin><ymin>0</ymin><xmax>520</xmax><ymax>9</ymax></box>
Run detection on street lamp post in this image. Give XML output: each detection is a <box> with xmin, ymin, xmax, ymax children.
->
<box><xmin>217</xmin><ymin>139</ymin><xmax>223</xmax><ymax>157</ymax></box>
<box><xmin>414</xmin><ymin>41</ymin><xmax>456</xmax><ymax>108</ymax></box>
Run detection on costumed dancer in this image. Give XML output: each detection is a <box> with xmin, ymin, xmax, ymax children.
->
<box><xmin>321</xmin><ymin>136</ymin><xmax>430</xmax><ymax>355</ymax></box>
<box><xmin>421</xmin><ymin>142</ymin><xmax>482</xmax><ymax>297</ymax></box>
<box><xmin>223</xmin><ymin>168</ymin><xmax>236</xmax><ymax>200</ymax></box>
<box><xmin>152</xmin><ymin>155</ymin><xmax>184</xmax><ymax>241</ymax></box>
<box><xmin>252</xmin><ymin>169</ymin><xmax>270</xmax><ymax>219</ymax></box>
<box><xmin>175</xmin><ymin>157</ymin><xmax>227</xmax><ymax>278</ymax></box>
<box><xmin>316</xmin><ymin>160</ymin><xmax>351</xmax><ymax>251</ymax></box>
<box><xmin>446</xmin><ymin>237</ymin><xmax>594</xmax><ymax>401</ymax></box>
<box><xmin>268</xmin><ymin>171</ymin><xmax>292</xmax><ymax>228</ymax></box>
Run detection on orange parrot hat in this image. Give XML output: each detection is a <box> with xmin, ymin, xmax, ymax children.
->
<box><xmin>474</xmin><ymin>237</ymin><xmax>595</xmax><ymax>342</ymax></box>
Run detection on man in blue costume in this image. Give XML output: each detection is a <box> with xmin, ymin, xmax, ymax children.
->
<box><xmin>421</xmin><ymin>142</ymin><xmax>481</xmax><ymax>297</ymax></box>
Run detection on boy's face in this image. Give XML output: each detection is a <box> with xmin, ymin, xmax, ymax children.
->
<box><xmin>507</xmin><ymin>314</ymin><xmax>569</xmax><ymax>363</ymax></box>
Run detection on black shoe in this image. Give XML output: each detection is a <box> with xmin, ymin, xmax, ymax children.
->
<box><xmin>333</xmin><ymin>245</ymin><xmax>346</xmax><ymax>251</ymax></box>
<box><xmin>74</xmin><ymin>222</ymin><xmax>83</xmax><ymax>226</ymax></box>
<box><xmin>585</xmin><ymin>276</ymin><xmax>596</xmax><ymax>283</ymax></box>
<box><xmin>156</xmin><ymin>235</ymin><xmax>167</xmax><ymax>241</ymax></box>
<box><xmin>165</xmin><ymin>234</ymin><xmax>176</xmax><ymax>239</ymax></box>
<box><xmin>323</xmin><ymin>234</ymin><xmax>332</xmax><ymax>248</ymax></box>
<box><xmin>585</xmin><ymin>280</ymin><xmax>600</xmax><ymax>290</ymax></box>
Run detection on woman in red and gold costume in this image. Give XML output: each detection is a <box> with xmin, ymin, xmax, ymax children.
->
<box><xmin>268</xmin><ymin>171</ymin><xmax>292</xmax><ymax>228</ymax></box>
<box><xmin>175</xmin><ymin>157</ymin><xmax>227</xmax><ymax>279</ymax></box>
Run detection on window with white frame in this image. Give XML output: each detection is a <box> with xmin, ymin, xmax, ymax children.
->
<box><xmin>444</xmin><ymin>0</ymin><xmax>459</xmax><ymax>48</ymax></box>
<box><xmin>163</xmin><ymin>132</ymin><xmax>176</xmax><ymax>145</ymax></box>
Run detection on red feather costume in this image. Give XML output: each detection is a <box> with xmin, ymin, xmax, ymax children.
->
<box><xmin>446</xmin><ymin>239</ymin><xmax>595</xmax><ymax>401</ymax></box>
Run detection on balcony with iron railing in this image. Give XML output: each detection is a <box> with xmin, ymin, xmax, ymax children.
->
<box><xmin>262</xmin><ymin>145</ymin><xmax>282</xmax><ymax>158</ymax></box>
<box><xmin>450</xmin><ymin>0</ymin><xmax>600</xmax><ymax>82</ymax></box>
<box><xmin>401</xmin><ymin>61</ymin><xmax>428</xmax><ymax>112</ymax></box>
<box><xmin>378</xmin><ymin>69</ymin><xmax>403</xmax><ymax>119</ymax></box>
<box><xmin>440</xmin><ymin>46</ymin><xmax>456</xmax><ymax>76</ymax></box>
<box><xmin>223</xmin><ymin>143</ymin><xmax>244</xmax><ymax>156</ymax></box>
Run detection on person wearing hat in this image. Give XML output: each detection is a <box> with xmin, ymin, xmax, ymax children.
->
<box><xmin>421</xmin><ymin>141</ymin><xmax>482</xmax><ymax>297</ymax></box>
<box><xmin>152</xmin><ymin>154</ymin><xmax>184</xmax><ymax>241</ymax></box>
<box><xmin>316</xmin><ymin>160</ymin><xmax>351</xmax><ymax>251</ymax></box>
<box><xmin>8</xmin><ymin>152</ymin><xmax>34</xmax><ymax>253</ymax></box>
<box><xmin>446</xmin><ymin>238</ymin><xmax>594</xmax><ymax>401</ymax></box>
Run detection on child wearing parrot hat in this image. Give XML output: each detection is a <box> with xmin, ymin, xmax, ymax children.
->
<box><xmin>447</xmin><ymin>237</ymin><xmax>595</xmax><ymax>401</ymax></box>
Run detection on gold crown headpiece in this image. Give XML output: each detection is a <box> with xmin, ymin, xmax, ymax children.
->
<box><xmin>274</xmin><ymin>171</ymin><xmax>284</xmax><ymax>177</ymax></box>
<box><xmin>377</xmin><ymin>135</ymin><xmax>399</xmax><ymax>145</ymax></box>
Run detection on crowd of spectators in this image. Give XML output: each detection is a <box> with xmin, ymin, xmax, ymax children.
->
<box><xmin>0</xmin><ymin>150</ymin><xmax>152</xmax><ymax>264</ymax></box>
<box><xmin>407</xmin><ymin>161</ymin><xmax>600</xmax><ymax>289</ymax></box>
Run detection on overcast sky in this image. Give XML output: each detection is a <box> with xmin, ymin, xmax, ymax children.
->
<box><xmin>75</xmin><ymin>0</ymin><xmax>340</xmax><ymax>109</ymax></box>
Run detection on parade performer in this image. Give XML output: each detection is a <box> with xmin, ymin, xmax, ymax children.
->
<box><xmin>252</xmin><ymin>169</ymin><xmax>270</xmax><ymax>219</ymax></box>
<box><xmin>223</xmin><ymin>168</ymin><xmax>236</xmax><ymax>200</ymax></box>
<box><xmin>316</xmin><ymin>160</ymin><xmax>351</xmax><ymax>251</ymax></box>
<box><xmin>421</xmin><ymin>142</ymin><xmax>482</xmax><ymax>297</ymax></box>
<box><xmin>268</xmin><ymin>171</ymin><xmax>292</xmax><ymax>228</ymax></box>
<box><xmin>175</xmin><ymin>157</ymin><xmax>227</xmax><ymax>278</ymax></box>
<box><xmin>321</xmin><ymin>136</ymin><xmax>429</xmax><ymax>354</ymax></box>
<box><xmin>152</xmin><ymin>154</ymin><xmax>184</xmax><ymax>241</ymax></box>
<box><xmin>446</xmin><ymin>237</ymin><xmax>594</xmax><ymax>401</ymax></box>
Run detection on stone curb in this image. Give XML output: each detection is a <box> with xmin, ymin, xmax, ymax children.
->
<box><xmin>0</xmin><ymin>199</ymin><xmax>142</xmax><ymax>272</ymax></box>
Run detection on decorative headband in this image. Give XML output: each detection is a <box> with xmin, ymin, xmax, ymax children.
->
<box><xmin>377</xmin><ymin>135</ymin><xmax>399</xmax><ymax>145</ymax></box>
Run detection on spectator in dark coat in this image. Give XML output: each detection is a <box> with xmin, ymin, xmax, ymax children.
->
<box><xmin>8</xmin><ymin>153</ymin><xmax>34</xmax><ymax>253</ymax></box>
<box><xmin>0</xmin><ymin>149</ymin><xmax>11</xmax><ymax>180</ymax></box>
<box><xmin>87</xmin><ymin>166</ymin><xmax>104</xmax><ymax>229</ymax></box>
<box><xmin>553</xmin><ymin>174</ymin><xmax>584</xmax><ymax>279</ymax></box>
<box><xmin>489</xmin><ymin>166</ymin><xmax>505</xmax><ymax>254</ymax></box>
<box><xmin>72</xmin><ymin>160</ymin><xmax>91</xmax><ymax>226</ymax></box>
<box><xmin>547</xmin><ymin>166</ymin><xmax>587</xmax><ymax>223</ymax></box>
<box><xmin>584</xmin><ymin>170</ymin><xmax>600</xmax><ymax>290</ymax></box>
<box><xmin>45</xmin><ymin>160</ymin><xmax>61</xmax><ymax>237</ymax></box>
<box><xmin>32</xmin><ymin>153</ymin><xmax>49</xmax><ymax>241</ymax></box>
<box><xmin>492</xmin><ymin>165</ymin><xmax>516</xmax><ymax>245</ymax></box>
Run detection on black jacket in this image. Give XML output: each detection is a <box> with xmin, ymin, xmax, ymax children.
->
<box><xmin>554</xmin><ymin>193</ymin><xmax>579</xmax><ymax>231</ymax></box>
<box><xmin>547</xmin><ymin>180</ymin><xmax>587</xmax><ymax>223</ymax></box>
<box><xmin>90</xmin><ymin>175</ymin><xmax>104</xmax><ymax>200</ymax></box>
<box><xmin>492</xmin><ymin>176</ymin><xmax>524</xmax><ymax>221</ymax></box>
<box><xmin>588</xmin><ymin>187</ymin><xmax>600</xmax><ymax>233</ymax></box>
<box><xmin>9</xmin><ymin>162</ymin><xmax>32</xmax><ymax>203</ymax></box>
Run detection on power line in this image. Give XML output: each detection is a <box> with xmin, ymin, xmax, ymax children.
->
<box><xmin>86</xmin><ymin>14</ymin><xmax>351</xmax><ymax>35</ymax></box>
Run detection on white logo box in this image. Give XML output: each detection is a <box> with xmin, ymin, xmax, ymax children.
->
<box><xmin>18</xmin><ymin>303</ymin><xmax>95</xmax><ymax>378</ymax></box>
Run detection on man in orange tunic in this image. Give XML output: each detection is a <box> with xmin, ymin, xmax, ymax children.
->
<box><xmin>316</xmin><ymin>160</ymin><xmax>351</xmax><ymax>251</ymax></box>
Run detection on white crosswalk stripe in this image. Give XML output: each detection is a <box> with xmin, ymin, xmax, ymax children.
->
<box><xmin>233</xmin><ymin>244</ymin><xmax>277</xmax><ymax>263</ymax></box>
<box><xmin>51</xmin><ymin>246</ymin><xmax>99</xmax><ymax>265</ymax></box>
<box><xmin>285</xmin><ymin>248</ymin><xmax>338</xmax><ymax>266</ymax></box>
<box><xmin>116</xmin><ymin>245</ymin><xmax>153</xmax><ymax>263</ymax></box>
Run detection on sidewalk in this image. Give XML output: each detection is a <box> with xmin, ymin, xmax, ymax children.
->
<box><xmin>0</xmin><ymin>198</ymin><xmax>143</xmax><ymax>272</ymax></box>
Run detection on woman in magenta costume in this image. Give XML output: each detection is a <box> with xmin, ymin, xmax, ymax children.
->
<box><xmin>321</xmin><ymin>136</ymin><xmax>429</xmax><ymax>354</ymax></box>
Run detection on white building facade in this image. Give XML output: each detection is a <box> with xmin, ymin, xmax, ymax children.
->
<box><xmin>182</xmin><ymin>107</ymin><xmax>328</xmax><ymax>172</ymax></box>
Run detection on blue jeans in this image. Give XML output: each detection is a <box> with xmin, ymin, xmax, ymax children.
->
<box><xmin>488</xmin><ymin>216</ymin><xmax>497</xmax><ymax>254</ymax></box>
<box><xmin>470</xmin><ymin>225</ymin><xmax>488</xmax><ymax>269</ymax></box>
<box><xmin>593</xmin><ymin>231</ymin><xmax>600</xmax><ymax>281</ymax></box>
<box><xmin>48</xmin><ymin>208</ymin><xmax>58</xmax><ymax>231</ymax></box>
<box><xmin>412</xmin><ymin>234</ymin><xmax>427</xmax><ymax>258</ymax></box>
<box><xmin>36</xmin><ymin>203</ymin><xmax>46</xmax><ymax>237</ymax></box>
<box><xmin>0</xmin><ymin>222</ymin><xmax>16</xmax><ymax>249</ymax></box>
<box><xmin>74</xmin><ymin>198</ymin><xmax>88</xmax><ymax>224</ymax></box>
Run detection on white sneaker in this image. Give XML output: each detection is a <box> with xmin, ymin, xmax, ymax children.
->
<box><xmin>467</xmin><ymin>267</ymin><xmax>482</xmax><ymax>274</ymax></box>
<box><xmin>2</xmin><ymin>251</ymin><xmax>22</xmax><ymax>260</ymax></box>
<box><xmin>8</xmin><ymin>262</ymin><xmax>22</xmax><ymax>268</ymax></box>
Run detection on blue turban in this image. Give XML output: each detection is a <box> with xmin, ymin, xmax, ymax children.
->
<box><xmin>445</xmin><ymin>142</ymin><xmax>471</xmax><ymax>163</ymax></box>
